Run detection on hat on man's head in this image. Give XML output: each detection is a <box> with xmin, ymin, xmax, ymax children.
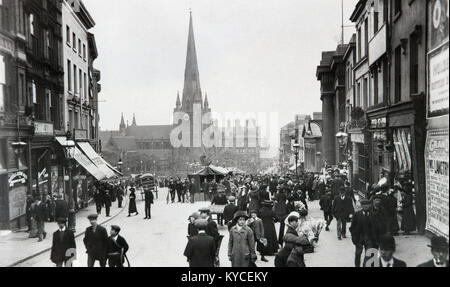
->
<box><xmin>233</xmin><ymin>210</ymin><xmax>249</xmax><ymax>220</ymax></box>
<box><xmin>228</xmin><ymin>196</ymin><xmax>236</xmax><ymax>202</ymax></box>
<box><xmin>188</xmin><ymin>212</ymin><xmax>200</xmax><ymax>221</ymax></box>
<box><xmin>298</xmin><ymin>208</ymin><xmax>308</xmax><ymax>217</ymax></box>
<box><xmin>56</xmin><ymin>194</ymin><xmax>63</xmax><ymax>199</ymax></box>
<box><xmin>87</xmin><ymin>214</ymin><xmax>98</xmax><ymax>220</ymax></box>
<box><xmin>249</xmin><ymin>210</ymin><xmax>258</xmax><ymax>216</ymax></box>
<box><xmin>428</xmin><ymin>236</ymin><xmax>449</xmax><ymax>252</ymax></box>
<box><xmin>111</xmin><ymin>225</ymin><xmax>121</xmax><ymax>233</ymax></box>
<box><xmin>198</xmin><ymin>207</ymin><xmax>211</xmax><ymax>214</ymax></box>
<box><xmin>56</xmin><ymin>217</ymin><xmax>67</xmax><ymax>224</ymax></box>
<box><xmin>287</xmin><ymin>215</ymin><xmax>299</xmax><ymax>223</ymax></box>
<box><xmin>379</xmin><ymin>234</ymin><xmax>396</xmax><ymax>251</ymax></box>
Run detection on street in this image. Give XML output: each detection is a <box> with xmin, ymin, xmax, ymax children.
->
<box><xmin>16</xmin><ymin>188</ymin><xmax>429</xmax><ymax>267</ymax></box>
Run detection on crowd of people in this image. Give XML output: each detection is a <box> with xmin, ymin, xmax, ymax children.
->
<box><xmin>182</xmin><ymin>168</ymin><xmax>449</xmax><ymax>268</ymax></box>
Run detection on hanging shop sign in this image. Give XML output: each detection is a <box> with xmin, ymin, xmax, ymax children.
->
<box><xmin>33</xmin><ymin>121</ymin><xmax>54</xmax><ymax>136</ymax></box>
<box><xmin>8</xmin><ymin>171</ymin><xmax>27</xmax><ymax>187</ymax></box>
<box><xmin>370</xmin><ymin>117</ymin><xmax>386</xmax><ymax>129</ymax></box>
<box><xmin>425</xmin><ymin>128</ymin><xmax>449</xmax><ymax>239</ymax></box>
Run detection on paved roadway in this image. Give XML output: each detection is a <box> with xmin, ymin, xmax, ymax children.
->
<box><xmin>17</xmin><ymin>188</ymin><xmax>429</xmax><ymax>267</ymax></box>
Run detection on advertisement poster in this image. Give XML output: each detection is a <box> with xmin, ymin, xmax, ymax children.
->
<box><xmin>425</xmin><ymin>129</ymin><xmax>449</xmax><ymax>239</ymax></box>
<box><xmin>9</xmin><ymin>185</ymin><xmax>28</xmax><ymax>220</ymax></box>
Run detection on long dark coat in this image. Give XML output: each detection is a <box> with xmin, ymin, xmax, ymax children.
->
<box><xmin>248</xmin><ymin>218</ymin><xmax>265</xmax><ymax>254</ymax></box>
<box><xmin>106</xmin><ymin>235</ymin><xmax>129</xmax><ymax>264</ymax></box>
<box><xmin>128</xmin><ymin>191</ymin><xmax>137</xmax><ymax>214</ymax></box>
<box><xmin>332</xmin><ymin>195</ymin><xmax>354</xmax><ymax>220</ymax></box>
<box><xmin>228</xmin><ymin>225</ymin><xmax>256</xmax><ymax>267</ymax></box>
<box><xmin>349</xmin><ymin>210</ymin><xmax>380</xmax><ymax>246</ymax></box>
<box><xmin>223</xmin><ymin>203</ymin><xmax>239</xmax><ymax>223</ymax></box>
<box><xmin>259</xmin><ymin>206</ymin><xmax>279</xmax><ymax>255</ymax></box>
<box><xmin>184</xmin><ymin>233</ymin><xmax>216</xmax><ymax>267</ymax></box>
<box><xmin>50</xmin><ymin>228</ymin><xmax>76</xmax><ymax>264</ymax></box>
<box><xmin>247</xmin><ymin>190</ymin><xmax>260</xmax><ymax>212</ymax></box>
<box><xmin>401</xmin><ymin>192</ymin><xmax>416</xmax><ymax>233</ymax></box>
<box><xmin>83</xmin><ymin>225</ymin><xmax>108</xmax><ymax>259</ymax></box>
<box><xmin>54</xmin><ymin>200</ymin><xmax>69</xmax><ymax>220</ymax></box>
<box><xmin>274</xmin><ymin>191</ymin><xmax>288</xmax><ymax>218</ymax></box>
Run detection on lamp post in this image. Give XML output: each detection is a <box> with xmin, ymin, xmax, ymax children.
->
<box><xmin>62</xmin><ymin>132</ymin><xmax>76</xmax><ymax>232</ymax></box>
<box><xmin>117</xmin><ymin>158</ymin><xmax>123</xmax><ymax>173</ymax></box>
<box><xmin>292</xmin><ymin>142</ymin><xmax>300</xmax><ymax>181</ymax></box>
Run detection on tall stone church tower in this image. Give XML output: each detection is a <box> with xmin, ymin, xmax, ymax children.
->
<box><xmin>173</xmin><ymin>12</ymin><xmax>209</xmax><ymax>149</ymax></box>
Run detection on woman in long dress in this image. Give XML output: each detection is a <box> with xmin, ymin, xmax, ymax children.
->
<box><xmin>400</xmin><ymin>187</ymin><xmax>416</xmax><ymax>234</ymax></box>
<box><xmin>258</xmin><ymin>201</ymin><xmax>279</xmax><ymax>255</ymax></box>
<box><xmin>128</xmin><ymin>187</ymin><xmax>138</xmax><ymax>217</ymax></box>
<box><xmin>274</xmin><ymin>188</ymin><xmax>288</xmax><ymax>245</ymax></box>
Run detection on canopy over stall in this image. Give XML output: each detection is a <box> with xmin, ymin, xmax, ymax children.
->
<box><xmin>77</xmin><ymin>142</ymin><xmax>115</xmax><ymax>179</ymax></box>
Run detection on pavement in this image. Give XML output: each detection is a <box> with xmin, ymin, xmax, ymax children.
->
<box><xmin>7</xmin><ymin>188</ymin><xmax>431</xmax><ymax>267</ymax></box>
<box><xmin>0</xmin><ymin>196</ymin><xmax>127</xmax><ymax>267</ymax></box>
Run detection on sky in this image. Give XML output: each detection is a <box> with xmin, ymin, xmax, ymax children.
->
<box><xmin>86</xmin><ymin>0</ymin><xmax>359</xmax><ymax>157</ymax></box>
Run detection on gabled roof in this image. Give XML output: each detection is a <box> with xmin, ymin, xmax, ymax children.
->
<box><xmin>126</xmin><ymin>125</ymin><xmax>173</xmax><ymax>140</ymax></box>
<box><xmin>109</xmin><ymin>136</ymin><xmax>138</xmax><ymax>151</ymax></box>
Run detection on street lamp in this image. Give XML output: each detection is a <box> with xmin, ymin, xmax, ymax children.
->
<box><xmin>117</xmin><ymin>158</ymin><xmax>123</xmax><ymax>173</ymax></box>
<box><xmin>292</xmin><ymin>142</ymin><xmax>300</xmax><ymax>180</ymax></box>
<box><xmin>61</xmin><ymin>133</ymin><xmax>76</xmax><ymax>232</ymax></box>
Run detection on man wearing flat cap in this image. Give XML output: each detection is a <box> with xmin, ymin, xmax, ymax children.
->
<box><xmin>83</xmin><ymin>214</ymin><xmax>108</xmax><ymax>267</ymax></box>
<box><xmin>199</xmin><ymin>207</ymin><xmax>221</xmax><ymax>248</ymax></box>
<box><xmin>223</xmin><ymin>197</ymin><xmax>239</xmax><ymax>229</ymax></box>
<box><xmin>183</xmin><ymin>219</ymin><xmax>216</xmax><ymax>267</ymax></box>
<box><xmin>418</xmin><ymin>236</ymin><xmax>449</xmax><ymax>267</ymax></box>
<box><xmin>50</xmin><ymin>218</ymin><xmax>76</xmax><ymax>267</ymax></box>
<box><xmin>106</xmin><ymin>225</ymin><xmax>129</xmax><ymax>267</ymax></box>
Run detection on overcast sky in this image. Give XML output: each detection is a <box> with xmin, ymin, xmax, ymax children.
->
<box><xmin>87</xmin><ymin>0</ymin><xmax>358</xmax><ymax>156</ymax></box>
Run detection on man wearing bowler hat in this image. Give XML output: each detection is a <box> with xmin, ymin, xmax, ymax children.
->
<box><xmin>50</xmin><ymin>218</ymin><xmax>76</xmax><ymax>267</ymax></box>
<box><xmin>83</xmin><ymin>214</ymin><xmax>108</xmax><ymax>267</ymax></box>
<box><xmin>418</xmin><ymin>236</ymin><xmax>449</xmax><ymax>267</ymax></box>
<box><xmin>106</xmin><ymin>225</ymin><xmax>129</xmax><ymax>267</ymax></box>
<box><xmin>375</xmin><ymin>234</ymin><xmax>406</xmax><ymax>267</ymax></box>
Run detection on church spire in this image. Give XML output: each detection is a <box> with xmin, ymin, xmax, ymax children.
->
<box><xmin>181</xmin><ymin>11</ymin><xmax>202</xmax><ymax>112</ymax></box>
<box><xmin>204</xmin><ymin>92</ymin><xmax>209</xmax><ymax>108</ymax></box>
<box><xmin>119</xmin><ymin>113</ymin><xmax>126</xmax><ymax>135</ymax></box>
<box><xmin>132</xmin><ymin>113</ymin><xmax>137</xmax><ymax>126</ymax></box>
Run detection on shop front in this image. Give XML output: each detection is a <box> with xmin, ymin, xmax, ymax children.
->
<box><xmin>368</xmin><ymin>115</ymin><xmax>391</xmax><ymax>187</ymax></box>
<box><xmin>350</xmin><ymin>130</ymin><xmax>370</xmax><ymax>194</ymax></box>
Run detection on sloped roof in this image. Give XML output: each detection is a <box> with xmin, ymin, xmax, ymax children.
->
<box><xmin>126</xmin><ymin>125</ymin><xmax>173</xmax><ymax>140</ymax></box>
<box><xmin>110</xmin><ymin>136</ymin><xmax>138</xmax><ymax>151</ymax></box>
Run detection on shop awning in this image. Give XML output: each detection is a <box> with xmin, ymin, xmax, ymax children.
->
<box><xmin>105</xmin><ymin>161</ymin><xmax>124</xmax><ymax>177</ymax></box>
<box><xmin>55</xmin><ymin>137</ymin><xmax>106</xmax><ymax>181</ymax></box>
<box><xmin>76</xmin><ymin>142</ymin><xmax>116</xmax><ymax>179</ymax></box>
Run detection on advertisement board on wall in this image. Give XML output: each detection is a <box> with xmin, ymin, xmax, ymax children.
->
<box><xmin>425</xmin><ymin>129</ymin><xmax>449</xmax><ymax>239</ymax></box>
<box><xmin>8</xmin><ymin>184</ymin><xmax>27</xmax><ymax>220</ymax></box>
<box><xmin>427</xmin><ymin>0</ymin><xmax>449</xmax><ymax>118</ymax></box>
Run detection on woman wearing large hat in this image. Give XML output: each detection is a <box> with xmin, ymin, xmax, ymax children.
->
<box><xmin>228</xmin><ymin>211</ymin><xmax>256</xmax><ymax>267</ymax></box>
<box><xmin>259</xmin><ymin>200</ymin><xmax>279</xmax><ymax>255</ymax></box>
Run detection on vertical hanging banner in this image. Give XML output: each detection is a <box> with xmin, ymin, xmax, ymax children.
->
<box><xmin>425</xmin><ymin>129</ymin><xmax>449</xmax><ymax>239</ymax></box>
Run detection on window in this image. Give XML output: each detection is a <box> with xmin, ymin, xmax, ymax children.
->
<box><xmin>0</xmin><ymin>54</ymin><xmax>5</xmax><ymax>113</ymax></box>
<box><xmin>357</xmin><ymin>27</ymin><xmax>362</xmax><ymax>60</ymax></box>
<box><xmin>72</xmin><ymin>32</ymin><xmax>76</xmax><ymax>51</ymax></box>
<box><xmin>66</xmin><ymin>25</ymin><xmax>70</xmax><ymax>46</ymax></box>
<box><xmin>73</xmin><ymin>64</ymin><xmax>77</xmax><ymax>94</ymax></box>
<box><xmin>373</xmin><ymin>69</ymin><xmax>379</xmax><ymax>105</ymax></box>
<box><xmin>79</xmin><ymin>68</ymin><xmax>82</xmax><ymax>98</ymax></box>
<box><xmin>356</xmin><ymin>81</ymin><xmax>361</xmax><ymax>107</ymax></box>
<box><xmin>363</xmin><ymin>77</ymin><xmax>368</xmax><ymax>108</ymax></box>
<box><xmin>394</xmin><ymin>45</ymin><xmax>402</xmax><ymax>103</ymax></box>
<box><xmin>364</xmin><ymin>18</ymin><xmax>368</xmax><ymax>56</ymax></box>
<box><xmin>410</xmin><ymin>33</ymin><xmax>419</xmax><ymax>95</ymax></box>
<box><xmin>44</xmin><ymin>29</ymin><xmax>50</xmax><ymax>59</ymax></box>
<box><xmin>67</xmin><ymin>60</ymin><xmax>72</xmax><ymax>91</ymax></box>
<box><xmin>1</xmin><ymin>0</ymin><xmax>10</xmax><ymax>32</ymax></box>
<box><xmin>18</xmin><ymin>72</ymin><xmax>26</xmax><ymax>107</ymax></box>
<box><xmin>78</xmin><ymin>39</ymin><xmax>81</xmax><ymax>56</ymax></box>
<box><xmin>84</xmin><ymin>72</ymin><xmax>87</xmax><ymax>101</ymax></box>
<box><xmin>394</xmin><ymin>0</ymin><xmax>401</xmax><ymax>16</ymax></box>
<box><xmin>83</xmin><ymin>44</ymin><xmax>86</xmax><ymax>60</ymax></box>
<box><xmin>373</xmin><ymin>3</ymin><xmax>378</xmax><ymax>33</ymax></box>
<box><xmin>29</xmin><ymin>14</ymin><xmax>34</xmax><ymax>36</ymax></box>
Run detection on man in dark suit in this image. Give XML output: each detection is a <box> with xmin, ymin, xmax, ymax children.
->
<box><xmin>50</xmin><ymin>218</ymin><xmax>76</xmax><ymax>267</ymax></box>
<box><xmin>199</xmin><ymin>208</ymin><xmax>220</xmax><ymax>248</ymax></box>
<box><xmin>83</xmin><ymin>214</ymin><xmax>108</xmax><ymax>267</ymax></box>
<box><xmin>144</xmin><ymin>189</ymin><xmax>154</xmax><ymax>219</ymax></box>
<box><xmin>332</xmin><ymin>187</ymin><xmax>354</xmax><ymax>240</ymax></box>
<box><xmin>418</xmin><ymin>236</ymin><xmax>449</xmax><ymax>267</ymax></box>
<box><xmin>223</xmin><ymin>197</ymin><xmax>239</xmax><ymax>228</ymax></box>
<box><xmin>103</xmin><ymin>190</ymin><xmax>112</xmax><ymax>217</ymax></box>
<box><xmin>376</xmin><ymin>234</ymin><xmax>406</xmax><ymax>267</ymax></box>
<box><xmin>34</xmin><ymin>196</ymin><xmax>48</xmax><ymax>242</ymax></box>
<box><xmin>350</xmin><ymin>199</ymin><xmax>380</xmax><ymax>267</ymax></box>
<box><xmin>106</xmin><ymin>225</ymin><xmax>129</xmax><ymax>267</ymax></box>
<box><xmin>184</xmin><ymin>219</ymin><xmax>216</xmax><ymax>267</ymax></box>
<box><xmin>54</xmin><ymin>195</ymin><xmax>69</xmax><ymax>222</ymax></box>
